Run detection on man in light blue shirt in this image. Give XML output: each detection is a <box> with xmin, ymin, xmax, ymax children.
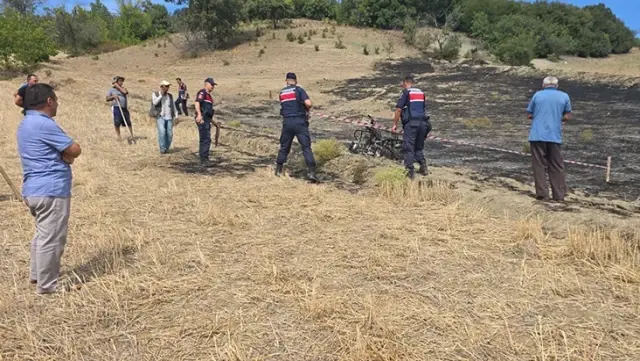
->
<box><xmin>17</xmin><ymin>83</ymin><xmax>82</xmax><ymax>294</ymax></box>
<box><xmin>526</xmin><ymin>76</ymin><xmax>572</xmax><ymax>201</ymax></box>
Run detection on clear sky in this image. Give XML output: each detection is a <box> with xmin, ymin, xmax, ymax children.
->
<box><xmin>46</xmin><ymin>0</ymin><xmax>638</xmax><ymax>32</ymax></box>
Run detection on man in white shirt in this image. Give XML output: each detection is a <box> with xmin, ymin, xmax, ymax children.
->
<box><xmin>151</xmin><ymin>80</ymin><xmax>177</xmax><ymax>154</ymax></box>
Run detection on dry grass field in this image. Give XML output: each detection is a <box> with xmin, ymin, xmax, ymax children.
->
<box><xmin>1</xmin><ymin>21</ymin><xmax>640</xmax><ymax>360</ymax></box>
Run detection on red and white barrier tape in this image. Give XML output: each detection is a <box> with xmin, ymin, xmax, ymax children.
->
<box><xmin>311</xmin><ymin>111</ymin><xmax>608</xmax><ymax>170</ymax></box>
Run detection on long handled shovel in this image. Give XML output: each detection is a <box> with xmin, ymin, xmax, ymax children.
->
<box><xmin>0</xmin><ymin>163</ymin><xmax>23</xmax><ymax>202</ymax></box>
<box><xmin>115</xmin><ymin>98</ymin><xmax>136</xmax><ymax>144</ymax></box>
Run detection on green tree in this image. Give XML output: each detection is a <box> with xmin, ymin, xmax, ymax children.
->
<box><xmin>0</xmin><ymin>10</ymin><xmax>57</xmax><ymax>69</ymax></box>
<box><xmin>584</xmin><ymin>4</ymin><xmax>634</xmax><ymax>54</ymax></box>
<box><xmin>142</xmin><ymin>0</ymin><xmax>172</xmax><ymax>36</ymax></box>
<box><xmin>1</xmin><ymin>0</ymin><xmax>42</xmax><ymax>15</ymax></box>
<box><xmin>247</xmin><ymin>0</ymin><xmax>293</xmax><ymax>29</ymax></box>
<box><xmin>113</xmin><ymin>1</ymin><xmax>153</xmax><ymax>43</ymax></box>
<box><xmin>166</xmin><ymin>0</ymin><xmax>242</xmax><ymax>48</ymax></box>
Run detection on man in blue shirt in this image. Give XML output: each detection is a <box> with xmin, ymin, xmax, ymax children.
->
<box><xmin>526</xmin><ymin>76</ymin><xmax>572</xmax><ymax>201</ymax></box>
<box><xmin>17</xmin><ymin>83</ymin><xmax>82</xmax><ymax>294</ymax></box>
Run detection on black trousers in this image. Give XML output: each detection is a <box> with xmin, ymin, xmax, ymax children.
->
<box><xmin>530</xmin><ymin>141</ymin><xmax>567</xmax><ymax>200</ymax></box>
<box><xmin>277</xmin><ymin>119</ymin><xmax>316</xmax><ymax>167</ymax></box>
<box><xmin>402</xmin><ymin>120</ymin><xmax>430</xmax><ymax>169</ymax></box>
<box><xmin>175</xmin><ymin>98</ymin><xmax>188</xmax><ymax>116</ymax></box>
<box><xmin>197</xmin><ymin>120</ymin><xmax>211</xmax><ymax>161</ymax></box>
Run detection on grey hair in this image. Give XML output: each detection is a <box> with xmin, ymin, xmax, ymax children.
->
<box><xmin>543</xmin><ymin>76</ymin><xmax>559</xmax><ymax>87</ymax></box>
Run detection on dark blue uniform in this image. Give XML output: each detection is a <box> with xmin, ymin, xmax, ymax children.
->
<box><xmin>176</xmin><ymin>83</ymin><xmax>188</xmax><ymax>116</ymax></box>
<box><xmin>396</xmin><ymin>87</ymin><xmax>431</xmax><ymax>172</ymax></box>
<box><xmin>195</xmin><ymin>88</ymin><xmax>214</xmax><ymax>162</ymax></box>
<box><xmin>276</xmin><ymin>85</ymin><xmax>316</xmax><ymax>167</ymax></box>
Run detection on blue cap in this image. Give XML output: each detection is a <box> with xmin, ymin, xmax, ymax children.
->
<box><xmin>286</xmin><ymin>72</ymin><xmax>297</xmax><ymax>80</ymax></box>
<box><xmin>205</xmin><ymin>77</ymin><xmax>217</xmax><ymax>85</ymax></box>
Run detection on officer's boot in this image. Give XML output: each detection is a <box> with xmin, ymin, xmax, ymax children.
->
<box><xmin>308</xmin><ymin>166</ymin><xmax>319</xmax><ymax>183</ymax></box>
<box><xmin>406</xmin><ymin>167</ymin><xmax>415</xmax><ymax>180</ymax></box>
<box><xmin>275</xmin><ymin>164</ymin><xmax>284</xmax><ymax>177</ymax></box>
<box><xmin>418</xmin><ymin>162</ymin><xmax>428</xmax><ymax>176</ymax></box>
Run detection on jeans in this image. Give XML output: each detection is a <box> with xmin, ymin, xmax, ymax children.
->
<box><xmin>156</xmin><ymin>117</ymin><xmax>173</xmax><ymax>153</ymax></box>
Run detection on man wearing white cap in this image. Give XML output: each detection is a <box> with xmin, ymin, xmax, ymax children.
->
<box><xmin>150</xmin><ymin>80</ymin><xmax>177</xmax><ymax>154</ymax></box>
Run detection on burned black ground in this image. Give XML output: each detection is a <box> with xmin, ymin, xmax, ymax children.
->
<box><xmin>225</xmin><ymin>59</ymin><xmax>640</xmax><ymax>203</ymax></box>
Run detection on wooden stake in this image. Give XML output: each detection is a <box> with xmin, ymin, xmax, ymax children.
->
<box><xmin>0</xmin><ymin>163</ymin><xmax>22</xmax><ymax>202</ymax></box>
<box><xmin>605</xmin><ymin>156</ymin><xmax>611</xmax><ymax>183</ymax></box>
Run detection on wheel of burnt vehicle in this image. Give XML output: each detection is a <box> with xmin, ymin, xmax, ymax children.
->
<box><xmin>379</xmin><ymin>138</ymin><xmax>404</xmax><ymax>160</ymax></box>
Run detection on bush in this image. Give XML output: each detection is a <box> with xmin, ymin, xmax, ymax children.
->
<box><xmin>382</xmin><ymin>40</ymin><xmax>394</xmax><ymax>58</ymax></box>
<box><xmin>435</xmin><ymin>34</ymin><xmax>462</xmax><ymax>61</ymax></box>
<box><xmin>298</xmin><ymin>34</ymin><xmax>306</xmax><ymax>44</ymax></box>
<box><xmin>580</xmin><ymin>129</ymin><xmax>594</xmax><ymax>143</ymax></box>
<box><xmin>403</xmin><ymin>18</ymin><xmax>417</xmax><ymax>45</ymax></box>
<box><xmin>634</xmin><ymin>38</ymin><xmax>640</xmax><ymax>48</ymax></box>
<box><xmin>258</xmin><ymin>48</ymin><xmax>265</xmax><ymax>57</ymax></box>
<box><xmin>223</xmin><ymin>59</ymin><xmax>230</xmax><ymax>66</ymax></box>
<box><xmin>374</xmin><ymin>45</ymin><xmax>380</xmax><ymax>54</ymax></box>
<box><xmin>335</xmin><ymin>34</ymin><xmax>346</xmax><ymax>49</ymax></box>
<box><xmin>363</xmin><ymin>44</ymin><xmax>369</xmax><ymax>55</ymax></box>
<box><xmin>463</xmin><ymin>117</ymin><xmax>493</xmax><ymax>129</ymax></box>
<box><xmin>315</xmin><ymin>44</ymin><xmax>320</xmax><ymax>51</ymax></box>
<box><xmin>286</xmin><ymin>31</ymin><xmax>296</xmax><ymax>42</ymax></box>
<box><xmin>374</xmin><ymin>167</ymin><xmax>406</xmax><ymax>188</ymax></box>
<box><xmin>576</xmin><ymin>29</ymin><xmax>612</xmax><ymax>58</ymax></box>
<box><xmin>227</xmin><ymin>120</ymin><xmax>241</xmax><ymax>127</ymax></box>
<box><xmin>494</xmin><ymin>34</ymin><xmax>536</xmax><ymax>66</ymax></box>
<box><xmin>313</xmin><ymin>139</ymin><xmax>343</xmax><ymax>167</ymax></box>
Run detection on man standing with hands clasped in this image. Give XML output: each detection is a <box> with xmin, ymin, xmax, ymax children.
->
<box><xmin>151</xmin><ymin>80</ymin><xmax>177</xmax><ymax>154</ymax></box>
<box><xmin>17</xmin><ymin>83</ymin><xmax>82</xmax><ymax>295</ymax></box>
<box><xmin>526</xmin><ymin>76</ymin><xmax>572</xmax><ymax>202</ymax></box>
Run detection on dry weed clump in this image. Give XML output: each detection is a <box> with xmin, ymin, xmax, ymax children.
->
<box><xmin>567</xmin><ymin>226</ymin><xmax>640</xmax><ymax>270</ymax></box>
<box><xmin>374</xmin><ymin>167</ymin><xmax>460</xmax><ymax>204</ymax></box>
<box><xmin>313</xmin><ymin>138</ymin><xmax>343</xmax><ymax>167</ymax></box>
<box><xmin>463</xmin><ymin>117</ymin><xmax>493</xmax><ymax>129</ymax></box>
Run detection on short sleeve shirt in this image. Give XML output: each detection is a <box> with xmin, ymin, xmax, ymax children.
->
<box><xmin>395</xmin><ymin>90</ymin><xmax>409</xmax><ymax>109</ymax></box>
<box><xmin>196</xmin><ymin>89</ymin><xmax>214</xmax><ymax>118</ymax></box>
<box><xmin>17</xmin><ymin>84</ymin><xmax>28</xmax><ymax>100</ymax></box>
<box><xmin>107</xmin><ymin>87</ymin><xmax>128</xmax><ymax>109</ymax></box>
<box><xmin>17</xmin><ymin>110</ymin><xmax>74</xmax><ymax>197</ymax></box>
<box><xmin>527</xmin><ymin>88</ymin><xmax>572</xmax><ymax>144</ymax></box>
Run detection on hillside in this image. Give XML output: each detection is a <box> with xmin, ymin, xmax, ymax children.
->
<box><xmin>1</xmin><ymin>21</ymin><xmax>640</xmax><ymax>360</ymax></box>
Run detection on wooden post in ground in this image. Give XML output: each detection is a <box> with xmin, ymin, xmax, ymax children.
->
<box><xmin>0</xmin><ymin>163</ymin><xmax>22</xmax><ymax>202</ymax></box>
<box><xmin>605</xmin><ymin>156</ymin><xmax>611</xmax><ymax>183</ymax></box>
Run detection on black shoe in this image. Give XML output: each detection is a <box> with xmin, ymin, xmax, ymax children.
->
<box><xmin>308</xmin><ymin>166</ymin><xmax>319</xmax><ymax>183</ymax></box>
<box><xmin>275</xmin><ymin>164</ymin><xmax>284</xmax><ymax>177</ymax></box>
<box><xmin>406</xmin><ymin>168</ymin><xmax>415</xmax><ymax>179</ymax></box>
<box><xmin>418</xmin><ymin>163</ymin><xmax>428</xmax><ymax>176</ymax></box>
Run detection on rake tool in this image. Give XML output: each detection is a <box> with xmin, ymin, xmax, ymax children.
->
<box><xmin>115</xmin><ymin>98</ymin><xmax>136</xmax><ymax>144</ymax></box>
<box><xmin>0</xmin><ymin>163</ymin><xmax>23</xmax><ymax>202</ymax></box>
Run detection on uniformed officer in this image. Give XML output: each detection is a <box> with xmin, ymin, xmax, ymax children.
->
<box><xmin>391</xmin><ymin>76</ymin><xmax>431</xmax><ymax>179</ymax></box>
<box><xmin>275</xmin><ymin>72</ymin><xmax>318</xmax><ymax>182</ymax></box>
<box><xmin>194</xmin><ymin>77</ymin><xmax>217</xmax><ymax>166</ymax></box>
